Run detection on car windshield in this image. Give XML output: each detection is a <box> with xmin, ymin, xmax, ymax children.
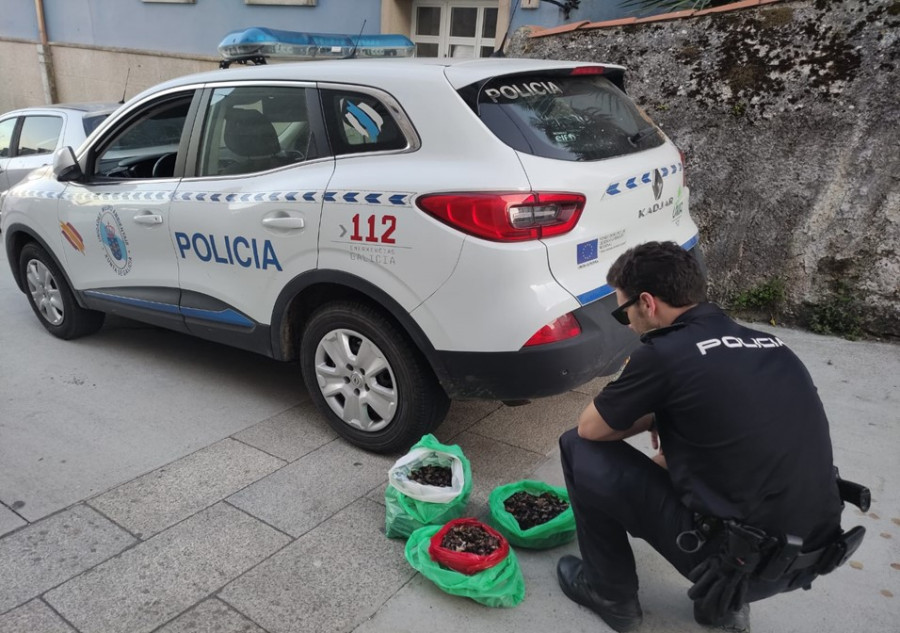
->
<box><xmin>465</xmin><ymin>73</ymin><xmax>664</xmax><ymax>162</ymax></box>
<box><xmin>82</xmin><ymin>112</ymin><xmax>112</xmax><ymax>136</ymax></box>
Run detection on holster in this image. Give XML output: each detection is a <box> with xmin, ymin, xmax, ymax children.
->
<box><xmin>801</xmin><ymin>525</ymin><xmax>866</xmax><ymax>576</ymax></box>
<box><xmin>700</xmin><ymin>471</ymin><xmax>870</xmax><ymax>584</ymax></box>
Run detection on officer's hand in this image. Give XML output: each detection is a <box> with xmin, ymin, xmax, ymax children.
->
<box><xmin>649</xmin><ymin>429</ymin><xmax>667</xmax><ymax>468</ymax></box>
<box><xmin>652</xmin><ymin>452</ymin><xmax>668</xmax><ymax>469</ymax></box>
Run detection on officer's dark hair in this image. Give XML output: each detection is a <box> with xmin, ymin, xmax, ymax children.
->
<box><xmin>606</xmin><ymin>241</ymin><xmax>707</xmax><ymax>307</ymax></box>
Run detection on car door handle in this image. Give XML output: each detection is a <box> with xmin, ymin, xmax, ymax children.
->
<box><xmin>133</xmin><ymin>213</ymin><xmax>163</xmax><ymax>226</ymax></box>
<box><xmin>262</xmin><ymin>216</ymin><xmax>305</xmax><ymax>229</ymax></box>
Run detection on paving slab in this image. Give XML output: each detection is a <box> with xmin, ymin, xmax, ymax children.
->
<box><xmin>0</xmin><ymin>254</ymin><xmax>302</xmax><ymax>523</ymax></box>
<box><xmin>0</xmin><ymin>507</ymin><xmax>24</xmax><ymax>539</ymax></box>
<box><xmin>227</xmin><ymin>439</ymin><xmax>395</xmax><ymax>537</ymax></box>
<box><xmin>88</xmin><ymin>438</ymin><xmax>285</xmax><ymax>539</ymax></box>
<box><xmin>451</xmin><ymin>431</ymin><xmax>548</xmax><ymax>510</ymax></box>
<box><xmin>44</xmin><ymin>502</ymin><xmax>291</xmax><ymax>633</ymax></box>
<box><xmin>353</xmin><ymin>540</ymin><xmax>602</xmax><ymax>633</ymax></box>
<box><xmin>468</xmin><ymin>390</ymin><xmax>592</xmax><ymax>456</ymax></box>
<box><xmin>0</xmin><ymin>599</ymin><xmax>75</xmax><ymax>633</ymax></box>
<box><xmin>221</xmin><ymin>498</ymin><xmax>414</xmax><ymax>633</ymax></box>
<box><xmin>0</xmin><ymin>504</ymin><xmax>135</xmax><ymax>614</ymax></box>
<box><xmin>233</xmin><ymin>402</ymin><xmax>336</xmax><ymax>462</ymax></box>
<box><xmin>155</xmin><ymin>598</ymin><xmax>265</xmax><ymax>633</ymax></box>
<box><xmin>432</xmin><ymin>400</ymin><xmax>504</xmax><ymax>442</ymax></box>
<box><xmin>571</xmin><ymin>374</ymin><xmax>615</xmax><ymax>396</ymax></box>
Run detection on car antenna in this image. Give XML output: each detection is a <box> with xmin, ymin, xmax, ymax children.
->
<box><xmin>120</xmin><ymin>67</ymin><xmax>131</xmax><ymax>104</ymax></box>
<box><xmin>492</xmin><ymin>0</ymin><xmax>521</xmax><ymax>58</ymax></box>
<box><xmin>348</xmin><ymin>20</ymin><xmax>367</xmax><ymax>59</ymax></box>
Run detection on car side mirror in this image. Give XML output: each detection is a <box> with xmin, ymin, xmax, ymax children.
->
<box><xmin>52</xmin><ymin>146</ymin><xmax>84</xmax><ymax>182</ymax></box>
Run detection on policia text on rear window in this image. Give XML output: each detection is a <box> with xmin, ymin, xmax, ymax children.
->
<box><xmin>466</xmin><ymin>74</ymin><xmax>664</xmax><ymax>162</ymax></box>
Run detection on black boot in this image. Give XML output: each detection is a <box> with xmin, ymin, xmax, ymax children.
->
<box><xmin>693</xmin><ymin>601</ymin><xmax>751</xmax><ymax>632</ymax></box>
<box><xmin>556</xmin><ymin>555</ymin><xmax>643</xmax><ymax>632</ymax></box>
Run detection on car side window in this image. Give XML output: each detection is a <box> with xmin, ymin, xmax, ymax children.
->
<box><xmin>197</xmin><ymin>85</ymin><xmax>315</xmax><ymax>177</ymax></box>
<box><xmin>18</xmin><ymin>116</ymin><xmax>63</xmax><ymax>156</ymax></box>
<box><xmin>93</xmin><ymin>95</ymin><xmax>192</xmax><ymax>180</ymax></box>
<box><xmin>0</xmin><ymin>117</ymin><xmax>19</xmax><ymax>158</ymax></box>
<box><xmin>320</xmin><ymin>89</ymin><xmax>407</xmax><ymax>156</ymax></box>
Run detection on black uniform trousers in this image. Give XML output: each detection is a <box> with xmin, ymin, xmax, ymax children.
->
<box><xmin>559</xmin><ymin>428</ymin><xmax>805</xmax><ymax>604</ymax></box>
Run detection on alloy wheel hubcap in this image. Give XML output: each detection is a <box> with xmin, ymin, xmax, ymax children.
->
<box><xmin>314</xmin><ymin>328</ymin><xmax>397</xmax><ymax>432</ymax></box>
<box><xmin>26</xmin><ymin>259</ymin><xmax>64</xmax><ymax>326</ymax></box>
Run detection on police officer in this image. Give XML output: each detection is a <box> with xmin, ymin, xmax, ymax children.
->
<box><xmin>556</xmin><ymin>241</ymin><xmax>844</xmax><ymax>632</ymax></box>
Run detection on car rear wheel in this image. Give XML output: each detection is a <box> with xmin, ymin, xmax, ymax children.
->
<box><xmin>19</xmin><ymin>243</ymin><xmax>105</xmax><ymax>339</ymax></box>
<box><xmin>300</xmin><ymin>300</ymin><xmax>449</xmax><ymax>453</ymax></box>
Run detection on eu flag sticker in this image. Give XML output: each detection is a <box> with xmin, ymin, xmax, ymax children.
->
<box><xmin>577</xmin><ymin>239</ymin><xmax>599</xmax><ymax>265</ymax></box>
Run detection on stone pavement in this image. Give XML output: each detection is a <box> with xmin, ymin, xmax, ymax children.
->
<box><xmin>1</xmin><ymin>325</ymin><xmax>898</xmax><ymax>633</ymax></box>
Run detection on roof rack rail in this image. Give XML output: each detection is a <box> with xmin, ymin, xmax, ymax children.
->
<box><xmin>218</xmin><ymin>27</ymin><xmax>415</xmax><ymax>68</ymax></box>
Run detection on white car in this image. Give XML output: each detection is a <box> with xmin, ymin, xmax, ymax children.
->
<box><xmin>2</xmin><ymin>52</ymin><xmax>700</xmax><ymax>452</ymax></box>
<box><xmin>0</xmin><ymin>102</ymin><xmax>119</xmax><ymax>193</ymax></box>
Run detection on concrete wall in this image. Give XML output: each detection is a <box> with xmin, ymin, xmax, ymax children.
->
<box><xmin>3</xmin><ymin>0</ymin><xmax>383</xmax><ymax>57</ymax></box>
<box><xmin>0</xmin><ymin>39</ymin><xmax>217</xmax><ymax>112</ymax></box>
<box><xmin>51</xmin><ymin>45</ymin><xmax>219</xmax><ymax>104</ymax></box>
<box><xmin>0</xmin><ymin>40</ymin><xmax>45</xmax><ymax>111</ymax></box>
<box><xmin>509</xmin><ymin>0</ymin><xmax>900</xmax><ymax>339</ymax></box>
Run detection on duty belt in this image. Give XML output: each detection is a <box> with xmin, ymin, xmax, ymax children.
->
<box><xmin>676</xmin><ymin>468</ymin><xmax>870</xmax><ymax>582</ymax></box>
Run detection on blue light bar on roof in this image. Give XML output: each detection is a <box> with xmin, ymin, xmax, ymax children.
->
<box><xmin>218</xmin><ymin>27</ymin><xmax>416</xmax><ymax>63</ymax></box>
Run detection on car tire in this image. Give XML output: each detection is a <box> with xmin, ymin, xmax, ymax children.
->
<box><xmin>300</xmin><ymin>300</ymin><xmax>449</xmax><ymax>453</ymax></box>
<box><xmin>19</xmin><ymin>243</ymin><xmax>105</xmax><ymax>339</ymax></box>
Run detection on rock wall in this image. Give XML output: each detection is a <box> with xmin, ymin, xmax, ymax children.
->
<box><xmin>508</xmin><ymin>0</ymin><xmax>899</xmax><ymax>339</ymax></box>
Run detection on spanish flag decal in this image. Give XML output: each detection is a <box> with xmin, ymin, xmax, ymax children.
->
<box><xmin>61</xmin><ymin>222</ymin><xmax>85</xmax><ymax>254</ymax></box>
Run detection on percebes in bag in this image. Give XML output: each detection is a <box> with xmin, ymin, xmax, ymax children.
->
<box><xmin>441</xmin><ymin>524</ymin><xmax>501</xmax><ymax>555</ymax></box>
<box><xmin>504</xmin><ymin>491</ymin><xmax>570</xmax><ymax>530</ymax></box>
<box><xmin>409</xmin><ymin>465</ymin><xmax>453</xmax><ymax>487</ymax></box>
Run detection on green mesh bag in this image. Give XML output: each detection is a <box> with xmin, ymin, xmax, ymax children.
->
<box><xmin>384</xmin><ymin>434</ymin><xmax>472</xmax><ymax>539</ymax></box>
<box><xmin>488</xmin><ymin>480</ymin><xmax>576</xmax><ymax>549</ymax></box>
<box><xmin>404</xmin><ymin>524</ymin><xmax>526</xmax><ymax>608</ymax></box>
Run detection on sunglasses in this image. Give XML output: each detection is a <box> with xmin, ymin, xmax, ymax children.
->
<box><xmin>611</xmin><ymin>295</ymin><xmax>640</xmax><ymax>326</ymax></box>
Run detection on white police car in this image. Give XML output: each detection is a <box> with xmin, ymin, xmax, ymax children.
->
<box><xmin>2</xmin><ymin>30</ymin><xmax>701</xmax><ymax>452</ymax></box>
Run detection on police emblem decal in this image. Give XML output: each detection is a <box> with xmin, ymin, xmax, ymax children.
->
<box><xmin>95</xmin><ymin>206</ymin><xmax>133</xmax><ymax>276</ymax></box>
<box><xmin>652</xmin><ymin>169</ymin><xmax>664</xmax><ymax>201</ymax></box>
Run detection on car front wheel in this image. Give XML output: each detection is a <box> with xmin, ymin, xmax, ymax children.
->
<box><xmin>19</xmin><ymin>243</ymin><xmax>105</xmax><ymax>339</ymax></box>
<box><xmin>300</xmin><ymin>301</ymin><xmax>449</xmax><ymax>453</ymax></box>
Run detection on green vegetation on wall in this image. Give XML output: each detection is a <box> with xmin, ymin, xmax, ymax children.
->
<box><xmin>730</xmin><ymin>278</ymin><xmax>786</xmax><ymax>324</ymax></box>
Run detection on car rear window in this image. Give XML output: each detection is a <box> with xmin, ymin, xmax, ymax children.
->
<box><xmin>463</xmin><ymin>73</ymin><xmax>664</xmax><ymax>162</ymax></box>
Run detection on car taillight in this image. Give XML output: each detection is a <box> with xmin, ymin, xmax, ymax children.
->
<box><xmin>524</xmin><ymin>313</ymin><xmax>581</xmax><ymax>346</ymax></box>
<box><xmin>678</xmin><ymin>147</ymin><xmax>687</xmax><ymax>188</ymax></box>
<box><xmin>570</xmin><ymin>66</ymin><xmax>605</xmax><ymax>76</ymax></box>
<box><xmin>416</xmin><ymin>192</ymin><xmax>585</xmax><ymax>242</ymax></box>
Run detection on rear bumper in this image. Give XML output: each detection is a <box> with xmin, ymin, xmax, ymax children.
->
<box><xmin>434</xmin><ymin>290</ymin><xmax>638</xmax><ymax>400</ymax></box>
<box><xmin>433</xmin><ymin>242</ymin><xmax>705</xmax><ymax>400</ymax></box>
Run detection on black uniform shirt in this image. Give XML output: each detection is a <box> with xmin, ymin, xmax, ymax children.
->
<box><xmin>593</xmin><ymin>303</ymin><xmax>842</xmax><ymax>547</ymax></box>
